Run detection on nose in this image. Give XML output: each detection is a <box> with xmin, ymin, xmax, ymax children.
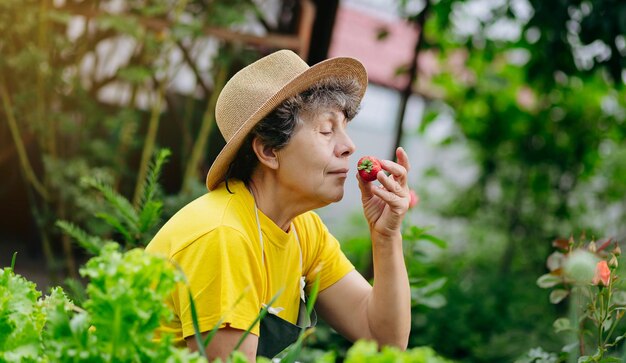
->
<box><xmin>336</xmin><ymin>130</ymin><xmax>356</xmax><ymax>158</ymax></box>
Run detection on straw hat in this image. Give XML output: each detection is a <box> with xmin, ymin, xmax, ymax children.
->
<box><xmin>205</xmin><ymin>49</ymin><xmax>368</xmax><ymax>191</ymax></box>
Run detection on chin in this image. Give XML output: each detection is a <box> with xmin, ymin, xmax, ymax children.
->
<box><xmin>315</xmin><ymin>189</ymin><xmax>344</xmax><ymax>206</ymax></box>
<box><xmin>327</xmin><ymin>188</ymin><xmax>345</xmax><ymax>203</ymax></box>
<box><xmin>329</xmin><ymin>194</ymin><xmax>344</xmax><ymax>203</ymax></box>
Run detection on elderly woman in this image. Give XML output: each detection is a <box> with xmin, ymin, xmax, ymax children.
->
<box><xmin>146</xmin><ymin>50</ymin><xmax>414</xmax><ymax>361</ymax></box>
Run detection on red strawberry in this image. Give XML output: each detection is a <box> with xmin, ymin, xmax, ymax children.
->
<box><xmin>357</xmin><ymin>156</ymin><xmax>382</xmax><ymax>182</ymax></box>
<box><xmin>409</xmin><ymin>189</ymin><xmax>418</xmax><ymax>209</ymax></box>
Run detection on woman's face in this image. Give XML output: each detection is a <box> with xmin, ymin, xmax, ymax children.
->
<box><xmin>275</xmin><ymin>108</ymin><xmax>356</xmax><ymax>207</ymax></box>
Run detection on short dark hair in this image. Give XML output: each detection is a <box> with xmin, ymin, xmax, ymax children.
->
<box><xmin>225</xmin><ymin>77</ymin><xmax>362</xmax><ymax>192</ymax></box>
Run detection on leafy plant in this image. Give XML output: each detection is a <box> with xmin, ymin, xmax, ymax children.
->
<box><xmin>1</xmin><ymin>245</ymin><xmax>206</xmax><ymax>362</ymax></box>
<box><xmin>535</xmin><ymin>236</ymin><xmax>626</xmax><ymax>362</ymax></box>
<box><xmin>404</xmin><ymin>225</ymin><xmax>448</xmax><ymax>310</ymax></box>
<box><xmin>338</xmin><ymin>340</ymin><xmax>453</xmax><ymax>363</ymax></box>
<box><xmin>0</xmin><ymin>262</ymin><xmax>45</xmax><ymax>362</ymax></box>
<box><xmin>56</xmin><ymin>148</ymin><xmax>171</xmax><ymax>253</ymax></box>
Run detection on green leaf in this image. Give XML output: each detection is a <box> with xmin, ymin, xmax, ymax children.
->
<box><xmin>233</xmin><ymin>290</ymin><xmax>283</xmax><ymax>352</ymax></box>
<box><xmin>230</xmin><ymin>351</ymin><xmax>250</xmax><ymax>363</ymax></box>
<box><xmin>137</xmin><ymin>200</ymin><xmax>163</xmax><ymax>235</ymax></box>
<box><xmin>537</xmin><ymin>274</ymin><xmax>562</xmax><ymax>289</ymax></box>
<box><xmin>598</xmin><ymin>358</ymin><xmax>622</xmax><ymax>363</ymax></box>
<box><xmin>139</xmin><ymin>148</ymin><xmax>171</xmax><ymax>210</ymax></box>
<box><xmin>306</xmin><ymin>274</ymin><xmax>321</xmax><ymax>317</ymax></box>
<box><xmin>82</xmin><ymin>177</ymin><xmax>140</xmax><ymax>230</ymax></box>
<box><xmin>553</xmin><ymin>317</ymin><xmax>572</xmax><ymax>333</ymax></box>
<box><xmin>420</xmin><ymin>234</ymin><xmax>448</xmax><ymax>249</ymax></box>
<box><xmin>55</xmin><ymin>220</ymin><xmax>111</xmax><ymax>255</ymax></box>
<box><xmin>415</xmin><ymin>294</ymin><xmax>447</xmax><ymax>309</ymax></box>
<box><xmin>10</xmin><ymin>252</ymin><xmax>17</xmax><ymax>270</ymax></box>
<box><xmin>187</xmin><ymin>288</ymin><xmax>209</xmax><ymax>361</ymax></box>
<box><xmin>95</xmin><ymin>212</ymin><xmax>133</xmax><ymax>243</ymax></box>
<box><xmin>414</xmin><ymin>277</ymin><xmax>447</xmax><ymax>294</ymax></box>
<box><xmin>0</xmin><ymin>267</ymin><xmax>44</xmax><ymax>359</ymax></box>
<box><xmin>549</xmin><ymin>289</ymin><xmax>569</xmax><ymax>304</ymax></box>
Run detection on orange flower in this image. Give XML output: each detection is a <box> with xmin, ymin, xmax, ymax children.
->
<box><xmin>592</xmin><ymin>260</ymin><xmax>611</xmax><ymax>286</ymax></box>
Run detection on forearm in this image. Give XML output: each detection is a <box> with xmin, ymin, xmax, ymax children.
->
<box><xmin>366</xmin><ymin>231</ymin><xmax>411</xmax><ymax>349</ymax></box>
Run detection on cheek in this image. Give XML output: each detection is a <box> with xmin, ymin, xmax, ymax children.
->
<box><xmin>284</xmin><ymin>135</ymin><xmax>335</xmax><ymax>180</ymax></box>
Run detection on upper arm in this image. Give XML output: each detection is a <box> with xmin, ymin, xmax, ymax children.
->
<box><xmin>186</xmin><ymin>327</ymin><xmax>258</xmax><ymax>362</ymax></box>
<box><xmin>315</xmin><ymin>270</ymin><xmax>374</xmax><ymax>342</ymax></box>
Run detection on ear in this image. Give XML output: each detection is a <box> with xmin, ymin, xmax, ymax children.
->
<box><xmin>251</xmin><ymin>136</ymin><xmax>279</xmax><ymax>170</ymax></box>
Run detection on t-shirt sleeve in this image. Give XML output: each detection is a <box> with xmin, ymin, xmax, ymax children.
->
<box><xmin>171</xmin><ymin>226</ymin><xmax>264</xmax><ymax>339</ymax></box>
<box><xmin>301</xmin><ymin>212</ymin><xmax>355</xmax><ymax>293</ymax></box>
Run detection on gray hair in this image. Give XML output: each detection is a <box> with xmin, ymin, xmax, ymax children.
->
<box><xmin>225</xmin><ymin>77</ymin><xmax>362</xmax><ymax>190</ymax></box>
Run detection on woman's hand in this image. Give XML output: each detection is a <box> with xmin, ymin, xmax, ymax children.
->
<box><xmin>357</xmin><ymin>147</ymin><xmax>415</xmax><ymax>238</ymax></box>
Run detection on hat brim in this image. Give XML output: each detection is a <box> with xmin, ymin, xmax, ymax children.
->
<box><xmin>205</xmin><ymin>56</ymin><xmax>368</xmax><ymax>191</ymax></box>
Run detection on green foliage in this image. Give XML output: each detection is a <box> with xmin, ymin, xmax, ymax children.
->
<box><xmin>1</xmin><ymin>245</ymin><xmax>205</xmax><ymax>362</ymax></box>
<box><xmin>57</xmin><ymin>149</ymin><xmax>171</xmax><ymax>252</ymax></box>
<box><xmin>534</xmin><ymin>236</ymin><xmax>626</xmax><ymax>361</ymax></box>
<box><xmin>55</xmin><ymin>220</ymin><xmax>115</xmax><ymax>255</ymax></box>
<box><xmin>404</xmin><ymin>226</ymin><xmax>448</xmax><ymax>310</ymax></box>
<box><xmin>514</xmin><ymin>347</ymin><xmax>560</xmax><ymax>363</ymax></box>
<box><xmin>389</xmin><ymin>0</ymin><xmax>626</xmax><ymax>361</ymax></box>
<box><xmin>0</xmin><ymin>267</ymin><xmax>45</xmax><ymax>362</ymax></box>
<box><xmin>341</xmin><ymin>340</ymin><xmax>453</xmax><ymax>363</ymax></box>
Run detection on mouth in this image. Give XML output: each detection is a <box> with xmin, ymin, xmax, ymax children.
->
<box><xmin>328</xmin><ymin>168</ymin><xmax>349</xmax><ymax>177</ymax></box>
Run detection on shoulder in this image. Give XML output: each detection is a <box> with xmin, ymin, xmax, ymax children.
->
<box><xmin>293</xmin><ymin>211</ymin><xmax>336</xmax><ymax>253</ymax></box>
<box><xmin>146</xmin><ymin>180</ymin><xmax>257</xmax><ymax>256</ymax></box>
<box><xmin>173</xmin><ymin>225</ymin><xmax>256</xmax><ymax>260</ymax></box>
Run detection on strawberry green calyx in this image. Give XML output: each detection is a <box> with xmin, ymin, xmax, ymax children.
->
<box><xmin>358</xmin><ymin>159</ymin><xmax>374</xmax><ymax>172</ymax></box>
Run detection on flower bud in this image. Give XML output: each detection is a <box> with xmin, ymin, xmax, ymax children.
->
<box><xmin>613</xmin><ymin>245</ymin><xmax>622</xmax><ymax>256</ymax></box>
<box><xmin>592</xmin><ymin>260</ymin><xmax>611</xmax><ymax>286</ymax></box>
<box><xmin>609</xmin><ymin>254</ymin><xmax>619</xmax><ymax>268</ymax></box>
<box><xmin>588</xmin><ymin>241</ymin><xmax>597</xmax><ymax>253</ymax></box>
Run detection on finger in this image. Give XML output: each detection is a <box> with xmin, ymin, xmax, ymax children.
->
<box><xmin>377</xmin><ymin>171</ymin><xmax>407</xmax><ymax>197</ymax></box>
<box><xmin>380</xmin><ymin>159</ymin><xmax>408</xmax><ymax>185</ymax></box>
<box><xmin>395</xmin><ymin>147</ymin><xmax>411</xmax><ymax>172</ymax></box>
<box><xmin>356</xmin><ymin>172</ymin><xmax>376</xmax><ymax>200</ymax></box>
<box><xmin>370</xmin><ymin>181</ymin><xmax>408</xmax><ymax>209</ymax></box>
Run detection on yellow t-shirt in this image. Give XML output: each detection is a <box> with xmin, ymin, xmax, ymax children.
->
<box><xmin>145</xmin><ymin>179</ymin><xmax>354</xmax><ymax>345</ymax></box>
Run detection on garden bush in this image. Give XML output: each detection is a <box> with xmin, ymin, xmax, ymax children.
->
<box><xmin>1</xmin><ymin>245</ymin><xmax>454</xmax><ymax>363</ymax></box>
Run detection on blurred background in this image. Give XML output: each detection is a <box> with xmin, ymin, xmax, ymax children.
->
<box><xmin>1</xmin><ymin>0</ymin><xmax>625</xmax><ymax>361</ymax></box>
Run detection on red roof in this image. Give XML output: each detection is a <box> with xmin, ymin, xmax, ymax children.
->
<box><xmin>328</xmin><ymin>5</ymin><xmax>419</xmax><ymax>90</ymax></box>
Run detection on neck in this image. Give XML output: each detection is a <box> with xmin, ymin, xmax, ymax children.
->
<box><xmin>247</xmin><ymin>173</ymin><xmax>318</xmax><ymax>232</ymax></box>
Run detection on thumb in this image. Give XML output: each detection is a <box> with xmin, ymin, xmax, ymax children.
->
<box><xmin>356</xmin><ymin>173</ymin><xmax>375</xmax><ymax>201</ymax></box>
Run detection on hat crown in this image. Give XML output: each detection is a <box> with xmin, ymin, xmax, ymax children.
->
<box><xmin>216</xmin><ymin>50</ymin><xmax>308</xmax><ymax>142</ymax></box>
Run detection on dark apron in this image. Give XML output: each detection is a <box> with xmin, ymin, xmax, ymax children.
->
<box><xmin>257</xmin><ymin>292</ymin><xmax>317</xmax><ymax>358</ymax></box>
